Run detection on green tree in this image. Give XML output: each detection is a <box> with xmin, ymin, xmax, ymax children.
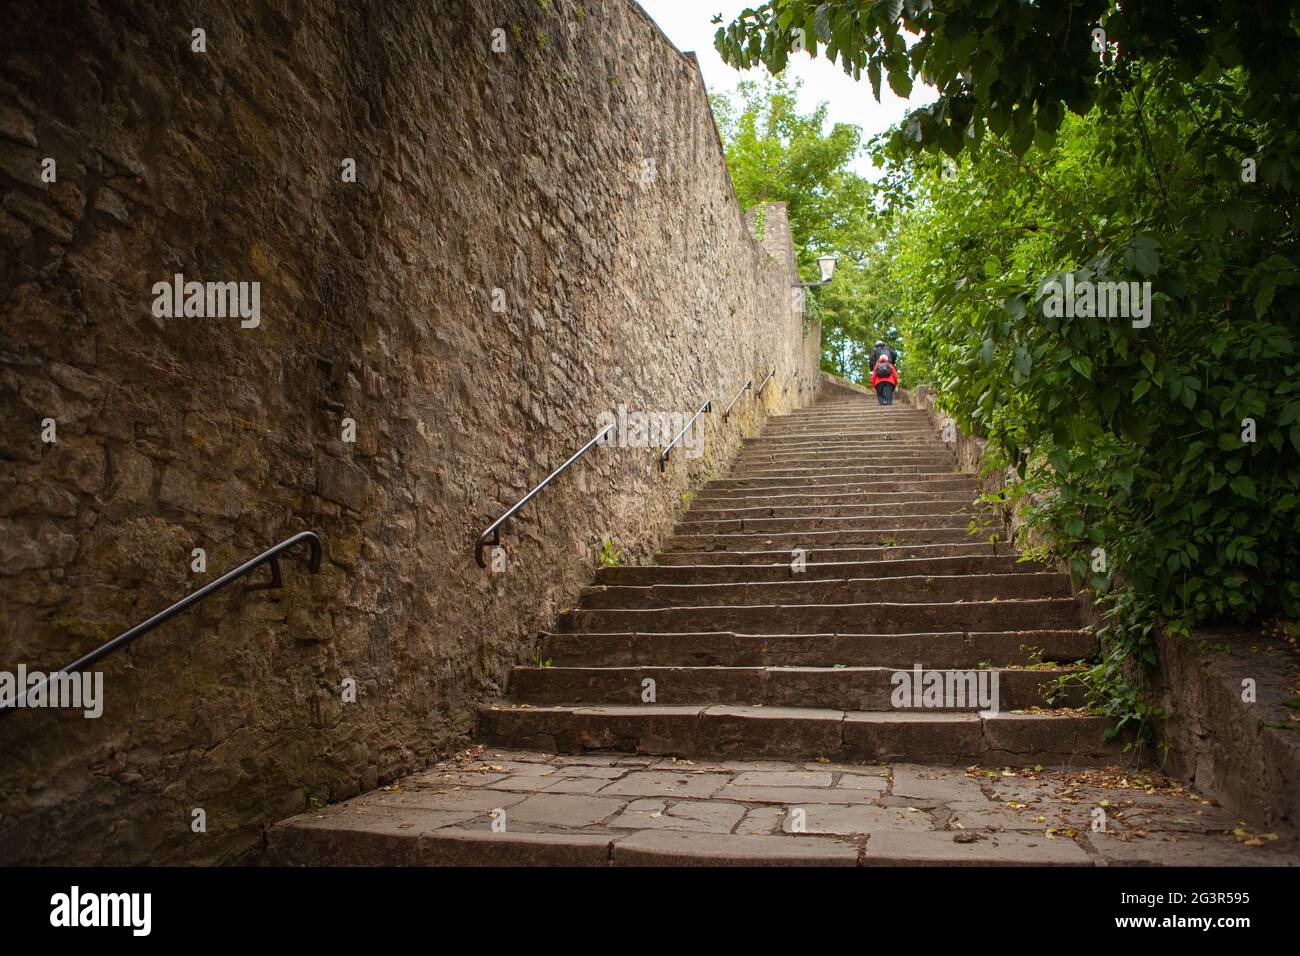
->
<box><xmin>709</xmin><ymin>76</ymin><xmax>890</xmax><ymax>380</ymax></box>
<box><xmin>715</xmin><ymin>1</ymin><xmax>1300</xmax><ymax>741</ymax></box>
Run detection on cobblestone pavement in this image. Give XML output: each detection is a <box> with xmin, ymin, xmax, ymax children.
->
<box><xmin>269</xmin><ymin>746</ymin><xmax>1300</xmax><ymax>866</ymax></box>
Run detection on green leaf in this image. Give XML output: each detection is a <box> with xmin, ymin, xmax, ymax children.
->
<box><xmin>887</xmin><ymin>64</ymin><xmax>913</xmax><ymax>98</ymax></box>
<box><xmin>1254</xmin><ymin>282</ymin><xmax>1275</xmax><ymax>318</ymax></box>
<box><xmin>1124</xmin><ymin>236</ymin><xmax>1162</xmax><ymax>276</ymax></box>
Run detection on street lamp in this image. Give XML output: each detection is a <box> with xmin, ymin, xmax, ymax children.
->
<box><xmin>798</xmin><ymin>255</ymin><xmax>838</xmax><ymax>289</ymax></box>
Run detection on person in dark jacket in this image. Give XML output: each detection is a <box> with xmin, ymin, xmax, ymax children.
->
<box><xmin>869</xmin><ymin>340</ymin><xmax>898</xmax><ymax>371</ymax></box>
<box><xmin>871</xmin><ymin>352</ymin><xmax>899</xmax><ymax>405</ymax></box>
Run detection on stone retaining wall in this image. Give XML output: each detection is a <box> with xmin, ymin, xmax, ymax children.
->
<box><xmin>0</xmin><ymin>0</ymin><xmax>819</xmax><ymax>863</ymax></box>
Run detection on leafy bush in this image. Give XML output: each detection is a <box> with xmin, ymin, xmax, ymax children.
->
<box><xmin>715</xmin><ymin>1</ymin><xmax>1300</xmax><ymax>737</ymax></box>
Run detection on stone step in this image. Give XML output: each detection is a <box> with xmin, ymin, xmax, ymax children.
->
<box><xmin>733</xmin><ymin>452</ymin><xmax>955</xmax><ymax>467</ymax></box>
<box><xmin>740</xmin><ymin>438</ymin><xmax>943</xmax><ymax>452</ymax></box>
<box><xmin>508</xmin><ymin>665</ymin><xmax>1085</xmax><ymax>711</ymax></box>
<box><xmin>748</xmin><ymin>432</ymin><xmax>940</xmax><ymax>445</ymax></box>
<box><xmin>479</xmin><ymin>704</ymin><xmax>1123</xmax><ymax>765</ymax></box>
<box><xmin>690</xmin><ymin>487</ymin><xmax>980</xmax><ymax>509</ymax></box>
<box><xmin>682</xmin><ymin>498</ymin><xmax>979</xmax><ymax>521</ymax></box>
<box><xmin>655</xmin><ymin>542</ymin><xmax>1012</xmax><ymax>565</ymax></box>
<box><xmin>734</xmin><ymin>450</ymin><xmax>955</xmax><ymax>464</ymax></box>
<box><xmin>557</xmin><ymin>598</ymin><xmax>1082</xmax><ymax>634</ymax></box>
<box><xmin>751</xmin><ymin>426</ymin><xmax>937</xmax><ymax>436</ymax></box>
<box><xmin>577</xmin><ymin>573</ymin><xmax>1073</xmax><ymax>610</ymax></box>
<box><xmin>704</xmin><ymin>474</ymin><xmax>973</xmax><ymax>493</ymax></box>
<box><xmin>730</xmin><ymin>463</ymin><xmax>957</xmax><ymax>479</ymax></box>
<box><xmin>763</xmin><ymin>425</ymin><xmax>936</xmax><ymax>434</ymax></box>
<box><xmin>726</xmin><ymin>467</ymin><xmax>965</xmax><ymax>483</ymax></box>
<box><xmin>769</xmin><ymin>408</ymin><xmax>931</xmax><ymax>418</ymax></box>
<box><xmin>596</xmin><ymin>554</ymin><xmax>1043</xmax><ymax>584</ymax></box>
<box><xmin>742</xmin><ymin>426</ymin><xmax>940</xmax><ymax>437</ymax></box>
<box><xmin>766</xmin><ymin>409</ymin><xmax>932</xmax><ymax>420</ymax></box>
<box><xmin>665</xmin><ymin>526</ymin><xmax>998</xmax><ymax>551</ymax></box>
<box><xmin>675</xmin><ymin>513</ymin><xmax>974</xmax><ymax>535</ymax></box>
<box><xmin>538</xmin><ymin>628</ymin><xmax>1096</xmax><ymax>668</ymax></box>
<box><xmin>749</xmin><ymin>434</ymin><xmax>938</xmax><ymax>444</ymax></box>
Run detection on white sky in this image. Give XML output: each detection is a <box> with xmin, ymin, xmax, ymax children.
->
<box><xmin>636</xmin><ymin>0</ymin><xmax>929</xmax><ymax>179</ymax></box>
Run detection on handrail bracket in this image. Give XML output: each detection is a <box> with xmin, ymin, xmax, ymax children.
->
<box><xmin>244</xmin><ymin>556</ymin><xmax>283</xmax><ymax>592</ymax></box>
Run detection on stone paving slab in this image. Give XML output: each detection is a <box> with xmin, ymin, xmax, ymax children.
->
<box><xmin>266</xmin><ymin>745</ymin><xmax>1300</xmax><ymax>867</ymax></box>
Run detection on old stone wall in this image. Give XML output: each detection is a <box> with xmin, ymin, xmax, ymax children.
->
<box><xmin>0</xmin><ymin>0</ymin><xmax>818</xmax><ymax>863</ymax></box>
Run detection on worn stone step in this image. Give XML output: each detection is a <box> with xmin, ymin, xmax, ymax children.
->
<box><xmin>761</xmin><ymin>426</ymin><xmax>936</xmax><ymax>434</ymax></box>
<box><xmin>597</xmin><ymin>554</ymin><xmax>1042</xmax><ymax>585</ymax></box>
<box><xmin>479</xmin><ymin>704</ymin><xmax>1123</xmax><ymax>765</ymax></box>
<box><xmin>538</xmin><ymin>628</ymin><xmax>1096</xmax><ymax>668</ymax></box>
<box><xmin>768</xmin><ymin>408</ymin><xmax>931</xmax><ymax>419</ymax></box>
<box><xmin>730</xmin><ymin>463</ymin><xmax>957</xmax><ymax>480</ymax></box>
<box><xmin>704</xmin><ymin>473</ymin><xmax>972</xmax><ymax>493</ymax></box>
<box><xmin>691</xmin><ymin>487</ymin><xmax>979</xmax><ymax>509</ymax></box>
<box><xmin>754</xmin><ymin>439</ymin><xmax>946</xmax><ymax>450</ymax></box>
<box><xmin>682</xmin><ymin>498</ymin><xmax>978</xmax><ymax>522</ymax></box>
<box><xmin>740</xmin><ymin>432</ymin><xmax>944</xmax><ymax>443</ymax></box>
<box><xmin>732</xmin><ymin>457</ymin><xmax>957</xmax><ymax>472</ymax></box>
<box><xmin>746</xmin><ymin>430</ymin><xmax>940</xmax><ymax>442</ymax></box>
<box><xmin>656</xmin><ymin>542</ymin><xmax>1013</xmax><ymax>565</ymax></box>
<box><xmin>759</xmin><ymin>426</ymin><xmax>941</xmax><ymax>437</ymax></box>
<box><xmin>766</xmin><ymin>409</ymin><xmax>932</xmax><ymax>420</ymax></box>
<box><xmin>675</xmin><ymin>513</ymin><xmax>974</xmax><ymax>535</ymax></box>
<box><xmin>733</xmin><ymin>453</ymin><xmax>955</xmax><ymax>468</ymax></box>
<box><xmin>727</xmin><ymin>467</ymin><xmax>965</xmax><ymax>483</ymax></box>
<box><xmin>577</xmin><ymin>573</ymin><xmax>1073</xmax><ymax>610</ymax></box>
<box><xmin>558</xmin><ymin>597</ymin><xmax>1082</xmax><ymax>634</ymax></box>
<box><xmin>509</xmin><ymin>665</ymin><xmax>1085</xmax><ymax>711</ymax></box>
<box><xmin>665</xmin><ymin>525</ymin><xmax>997</xmax><ymax>551</ymax></box>
<box><xmin>740</xmin><ymin>439</ymin><xmax>943</xmax><ymax>453</ymax></box>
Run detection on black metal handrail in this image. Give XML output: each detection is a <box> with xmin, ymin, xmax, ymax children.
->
<box><xmin>721</xmin><ymin>378</ymin><xmax>752</xmax><ymax>422</ymax></box>
<box><xmin>475</xmin><ymin>424</ymin><xmax>615</xmax><ymax>567</ymax></box>
<box><xmin>756</xmin><ymin>368</ymin><xmax>776</xmax><ymax>395</ymax></box>
<box><xmin>0</xmin><ymin>531</ymin><xmax>322</xmax><ymax>719</ymax></box>
<box><xmin>659</xmin><ymin>399</ymin><xmax>711</xmax><ymax>472</ymax></box>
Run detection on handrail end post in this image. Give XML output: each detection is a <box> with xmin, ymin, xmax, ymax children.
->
<box><xmin>306</xmin><ymin>533</ymin><xmax>322</xmax><ymax>573</ymax></box>
<box><xmin>475</xmin><ymin>529</ymin><xmax>500</xmax><ymax>569</ymax></box>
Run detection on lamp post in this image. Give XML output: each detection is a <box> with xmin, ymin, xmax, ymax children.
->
<box><xmin>797</xmin><ymin>255</ymin><xmax>838</xmax><ymax>289</ymax></box>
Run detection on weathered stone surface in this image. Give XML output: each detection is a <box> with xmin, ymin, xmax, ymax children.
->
<box><xmin>609</xmin><ymin>798</ymin><xmax>745</xmax><ymax>833</ymax></box>
<box><xmin>265</xmin><ymin>747</ymin><xmax>1300</xmax><ymax>866</ymax></box>
<box><xmin>1152</xmin><ymin>624</ymin><xmax>1300</xmax><ymax>831</ymax></box>
<box><xmin>863</xmin><ymin>829</ymin><xmax>1090</xmax><ymax>866</ymax></box>
<box><xmin>782</xmin><ymin>804</ymin><xmax>933</xmax><ymax>835</ymax></box>
<box><xmin>2</xmin><ymin>190</ymin><xmax>73</xmax><ymax>240</ymax></box>
<box><xmin>1086</xmin><ymin>831</ymin><xmax>1299</xmax><ymax>868</ymax></box>
<box><xmin>891</xmin><ymin>765</ymin><xmax>989</xmax><ymax>804</ymax></box>
<box><xmin>611</xmin><ymin>830</ymin><xmax>860</xmax><ymax>866</ymax></box>
<box><xmin>732</xmin><ymin>770</ymin><xmax>834</xmax><ymax>788</ymax></box>
<box><xmin>482</xmin><ymin>793</ymin><xmax>626</xmax><ymax>829</ymax></box>
<box><xmin>0</xmin><ymin>518</ymin><xmax>78</xmax><ymax>573</ymax></box>
<box><xmin>598</xmin><ymin>771</ymin><xmax>729</xmax><ymax>800</ymax></box>
<box><xmin>0</xmin><ymin>102</ymin><xmax>37</xmax><ymax>147</ymax></box>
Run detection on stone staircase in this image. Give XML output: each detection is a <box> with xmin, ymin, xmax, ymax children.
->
<box><xmin>269</xmin><ymin>391</ymin><xmax>1195</xmax><ymax>866</ymax></box>
<box><xmin>479</xmin><ymin>393</ymin><xmax>1116</xmax><ymax>765</ymax></box>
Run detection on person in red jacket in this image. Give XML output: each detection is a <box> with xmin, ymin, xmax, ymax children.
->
<box><xmin>871</xmin><ymin>352</ymin><xmax>899</xmax><ymax>405</ymax></box>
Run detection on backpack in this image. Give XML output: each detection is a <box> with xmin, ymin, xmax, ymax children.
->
<box><xmin>875</xmin><ymin>359</ymin><xmax>894</xmax><ymax>378</ymax></box>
